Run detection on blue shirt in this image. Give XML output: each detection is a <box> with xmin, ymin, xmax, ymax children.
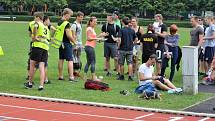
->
<box><xmin>165</xmin><ymin>34</ymin><xmax>179</xmax><ymax>47</ymax></box>
<box><xmin>118</xmin><ymin>27</ymin><xmax>137</xmax><ymax>51</ymax></box>
<box><xmin>204</xmin><ymin>24</ymin><xmax>215</xmax><ymax>47</ymax></box>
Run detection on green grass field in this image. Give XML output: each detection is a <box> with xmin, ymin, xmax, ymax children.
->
<box><xmin>0</xmin><ymin>21</ymin><xmax>213</xmax><ymax>110</ymax></box>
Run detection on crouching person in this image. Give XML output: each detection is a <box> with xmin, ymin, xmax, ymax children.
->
<box><xmin>136</xmin><ymin>54</ymin><xmax>182</xmax><ymax>97</ymax></box>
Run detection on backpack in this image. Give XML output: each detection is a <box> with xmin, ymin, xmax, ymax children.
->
<box><xmin>84</xmin><ymin>79</ymin><xmax>111</xmax><ymax>91</ymax></box>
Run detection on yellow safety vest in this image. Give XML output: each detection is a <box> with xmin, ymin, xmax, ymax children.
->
<box><xmin>29</xmin><ymin>21</ymin><xmax>35</xmax><ymax>37</ymax></box>
<box><xmin>44</xmin><ymin>25</ymin><xmax>51</xmax><ymax>41</ymax></box>
<box><xmin>0</xmin><ymin>46</ymin><xmax>4</xmax><ymax>56</ymax></box>
<box><xmin>50</xmin><ymin>21</ymin><xmax>69</xmax><ymax>48</ymax></box>
<box><xmin>32</xmin><ymin>22</ymin><xmax>49</xmax><ymax>51</ymax></box>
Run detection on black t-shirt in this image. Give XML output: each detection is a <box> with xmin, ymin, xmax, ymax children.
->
<box><xmin>157</xmin><ymin>24</ymin><xmax>167</xmax><ymax>44</ymax></box>
<box><xmin>101</xmin><ymin>23</ymin><xmax>120</xmax><ymax>43</ymax></box>
<box><xmin>140</xmin><ymin>33</ymin><xmax>158</xmax><ymax>55</ymax></box>
<box><xmin>58</xmin><ymin>20</ymin><xmax>71</xmax><ymax>43</ymax></box>
<box><xmin>118</xmin><ymin>27</ymin><xmax>137</xmax><ymax>51</ymax></box>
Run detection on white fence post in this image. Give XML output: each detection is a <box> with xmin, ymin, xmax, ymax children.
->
<box><xmin>182</xmin><ymin>46</ymin><xmax>198</xmax><ymax>95</ymax></box>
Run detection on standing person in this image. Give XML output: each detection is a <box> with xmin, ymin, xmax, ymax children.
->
<box><xmin>113</xmin><ymin>11</ymin><xmax>122</xmax><ymax>28</ymax></box>
<box><xmin>131</xmin><ymin>17</ymin><xmax>144</xmax><ymax>75</ymax></box>
<box><xmin>198</xmin><ymin>17</ymin><xmax>206</xmax><ymax>76</ymax></box>
<box><xmin>24</xmin><ymin>12</ymin><xmax>49</xmax><ymax>91</ymax></box>
<box><xmin>117</xmin><ymin>17</ymin><xmax>138</xmax><ymax>81</ymax></box>
<box><xmin>57</xmin><ymin>8</ymin><xmax>76</xmax><ymax>82</ymax></box>
<box><xmin>189</xmin><ymin>16</ymin><xmax>204</xmax><ymax>46</ymax></box>
<box><xmin>41</xmin><ymin>15</ymin><xmax>56</xmax><ymax>84</ymax></box>
<box><xmin>26</xmin><ymin>13</ymin><xmax>38</xmax><ymax>80</ymax></box>
<box><xmin>101</xmin><ymin>14</ymin><xmax>120</xmax><ymax>76</ymax></box>
<box><xmin>203</xmin><ymin>16</ymin><xmax>215</xmax><ymax>76</ymax></box>
<box><xmin>84</xmin><ymin>17</ymin><xmax>108</xmax><ymax>81</ymax></box>
<box><xmin>153</xmin><ymin>14</ymin><xmax>168</xmax><ymax>75</ymax></box>
<box><xmin>161</xmin><ymin>24</ymin><xmax>179</xmax><ymax>82</ymax></box>
<box><xmin>140</xmin><ymin>24</ymin><xmax>158</xmax><ymax>63</ymax></box>
<box><xmin>71</xmin><ymin>11</ymin><xmax>84</xmax><ymax>59</ymax></box>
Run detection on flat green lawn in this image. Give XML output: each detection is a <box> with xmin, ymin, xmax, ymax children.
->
<box><xmin>0</xmin><ymin>21</ymin><xmax>213</xmax><ymax>110</ymax></box>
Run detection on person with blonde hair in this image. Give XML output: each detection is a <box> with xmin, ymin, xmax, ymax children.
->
<box><xmin>57</xmin><ymin>8</ymin><xmax>76</xmax><ymax>82</ymax></box>
<box><xmin>84</xmin><ymin>17</ymin><xmax>108</xmax><ymax>81</ymax></box>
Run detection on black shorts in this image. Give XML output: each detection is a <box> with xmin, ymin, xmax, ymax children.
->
<box><xmin>59</xmin><ymin>42</ymin><xmax>73</xmax><ymax>61</ymax></box>
<box><xmin>156</xmin><ymin>44</ymin><xmax>165</xmax><ymax>63</ymax></box>
<box><xmin>30</xmin><ymin>47</ymin><xmax>48</xmax><ymax>62</ymax></box>
<box><xmin>104</xmin><ymin>42</ymin><xmax>118</xmax><ymax>58</ymax></box>
<box><xmin>204</xmin><ymin>46</ymin><xmax>215</xmax><ymax>63</ymax></box>
<box><xmin>198</xmin><ymin>48</ymin><xmax>204</xmax><ymax>61</ymax></box>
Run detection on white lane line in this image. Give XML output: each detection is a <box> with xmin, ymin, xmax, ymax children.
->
<box><xmin>0</xmin><ymin>104</ymin><xmax>141</xmax><ymax>121</ymax></box>
<box><xmin>198</xmin><ymin>117</ymin><xmax>211</xmax><ymax>121</ymax></box>
<box><xmin>0</xmin><ymin>116</ymin><xmax>36</xmax><ymax>121</ymax></box>
<box><xmin>135</xmin><ymin>113</ymin><xmax>154</xmax><ymax>119</ymax></box>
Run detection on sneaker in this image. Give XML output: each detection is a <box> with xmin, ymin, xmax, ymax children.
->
<box><xmin>128</xmin><ymin>76</ymin><xmax>133</xmax><ymax>81</ymax></box>
<box><xmin>69</xmin><ymin>77</ymin><xmax>78</xmax><ymax>82</ymax></box>
<box><xmin>58</xmin><ymin>77</ymin><xmax>64</xmax><ymax>80</ymax></box>
<box><xmin>168</xmin><ymin>88</ymin><xmax>183</xmax><ymax>94</ymax></box>
<box><xmin>44</xmin><ymin>80</ymin><xmax>51</xmax><ymax>84</ymax></box>
<box><xmin>117</xmin><ymin>75</ymin><xmax>124</xmax><ymax>80</ymax></box>
<box><xmin>120</xmin><ymin>90</ymin><xmax>130</xmax><ymax>96</ymax></box>
<box><xmin>24</xmin><ymin>82</ymin><xmax>33</xmax><ymax>89</ymax></box>
<box><xmin>38</xmin><ymin>86</ymin><xmax>44</xmax><ymax>91</ymax></box>
<box><xmin>106</xmin><ymin>72</ymin><xmax>112</xmax><ymax>77</ymax></box>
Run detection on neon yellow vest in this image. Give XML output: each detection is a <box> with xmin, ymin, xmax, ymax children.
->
<box><xmin>51</xmin><ymin>21</ymin><xmax>69</xmax><ymax>48</ymax></box>
<box><xmin>44</xmin><ymin>25</ymin><xmax>51</xmax><ymax>41</ymax></box>
<box><xmin>29</xmin><ymin>21</ymin><xmax>35</xmax><ymax>37</ymax></box>
<box><xmin>32</xmin><ymin>22</ymin><xmax>49</xmax><ymax>51</ymax></box>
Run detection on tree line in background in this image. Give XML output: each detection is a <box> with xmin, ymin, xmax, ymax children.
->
<box><xmin>0</xmin><ymin>0</ymin><xmax>215</xmax><ymax>19</ymax></box>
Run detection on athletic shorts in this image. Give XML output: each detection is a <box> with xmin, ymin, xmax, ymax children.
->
<box><xmin>118</xmin><ymin>50</ymin><xmax>133</xmax><ymax>65</ymax></box>
<box><xmin>198</xmin><ymin>48</ymin><xmax>204</xmax><ymax>61</ymax></box>
<box><xmin>104</xmin><ymin>42</ymin><xmax>118</xmax><ymax>58</ymax></box>
<box><xmin>30</xmin><ymin>47</ymin><xmax>48</xmax><ymax>62</ymax></box>
<box><xmin>204</xmin><ymin>46</ymin><xmax>215</xmax><ymax>63</ymax></box>
<box><xmin>59</xmin><ymin>42</ymin><xmax>73</xmax><ymax>61</ymax></box>
<box><xmin>156</xmin><ymin>44</ymin><xmax>165</xmax><ymax>63</ymax></box>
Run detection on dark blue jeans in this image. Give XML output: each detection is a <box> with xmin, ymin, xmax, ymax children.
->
<box><xmin>161</xmin><ymin>46</ymin><xmax>178</xmax><ymax>81</ymax></box>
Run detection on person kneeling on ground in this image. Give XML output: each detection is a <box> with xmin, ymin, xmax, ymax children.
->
<box><xmin>138</xmin><ymin>54</ymin><xmax>182</xmax><ymax>93</ymax></box>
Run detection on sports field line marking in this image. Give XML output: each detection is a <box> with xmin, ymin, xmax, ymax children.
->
<box><xmin>182</xmin><ymin>95</ymin><xmax>215</xmax><ymax>111</ymax></box>
<box><xmin>0</xmin><ymin>92</ymin><xmax>214</xmax><ymax>118</ymax></box>
<box><xmin>198</xmin><ymin>117</ymin><xmax>211</xmax><ymax>121</ymax></box>
<box><xmin>0</xmin><ymin>116</ymin><xmax>36</xmax><ymax>121</ymax></box>
<box><xmin>0</xmin><ymin>104</ymin><xmax>142</xmax><ymax>121</ymax></box>
<box><xmin>134</xmin><ymin>113</ymin><xmax>154</xmax><ymax>119</ymax></box>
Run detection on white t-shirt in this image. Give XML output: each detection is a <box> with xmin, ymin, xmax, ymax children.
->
<box><xmin>138</xmin><ymin>63</ymin><xmax>154</xmax><ymax>86</ymax></box>
<box><xmin>71</xmin><ymin>21</ymin><xmax>82</xmax><ymax>46</ymax></box>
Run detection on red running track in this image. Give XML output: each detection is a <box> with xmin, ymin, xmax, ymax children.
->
<box><xmin>0</xmin><ymin>96</ymin><xmax>214</xmax><ymax>121</ymax></box>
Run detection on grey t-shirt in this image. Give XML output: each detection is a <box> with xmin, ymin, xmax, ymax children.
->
<box><xmin>204</xmin><ymin>24</ymin><xmax>215</xmax><ymax>47</ymax></box>
<box><xmin>71</xmin><ymin>21</ymin><xmax>82</xmax><ymax>46</ymax></box>
<box><xmin>189</xmin><ymin>26</ymin><xmax>204</xmax><ymax>46</ymax></box>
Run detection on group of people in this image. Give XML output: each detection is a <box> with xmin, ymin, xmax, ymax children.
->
<box><xmin>23</xmin><ymin>7</ymin><xmax>215</xmax><ymax>94</ymax></box>
<box><xmin>192</xmin><ymin>16</ymin><xmax>215</xmax><ymax>84</ymax></box>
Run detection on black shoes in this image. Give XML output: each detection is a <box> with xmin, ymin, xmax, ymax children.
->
<box><xmin>128</xmin><ymin>76</ymin><xmax>133</xmax><ymax>81</ymax></box>
<box><xmin>24</xmin><ymin>82</ymin><xmax>33</xmax><ymax>89</ymax></box>
<box><xmin>117</xmin><ymin>75</ymin><xmax>125</xmax><ymax>80</ymax></box>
